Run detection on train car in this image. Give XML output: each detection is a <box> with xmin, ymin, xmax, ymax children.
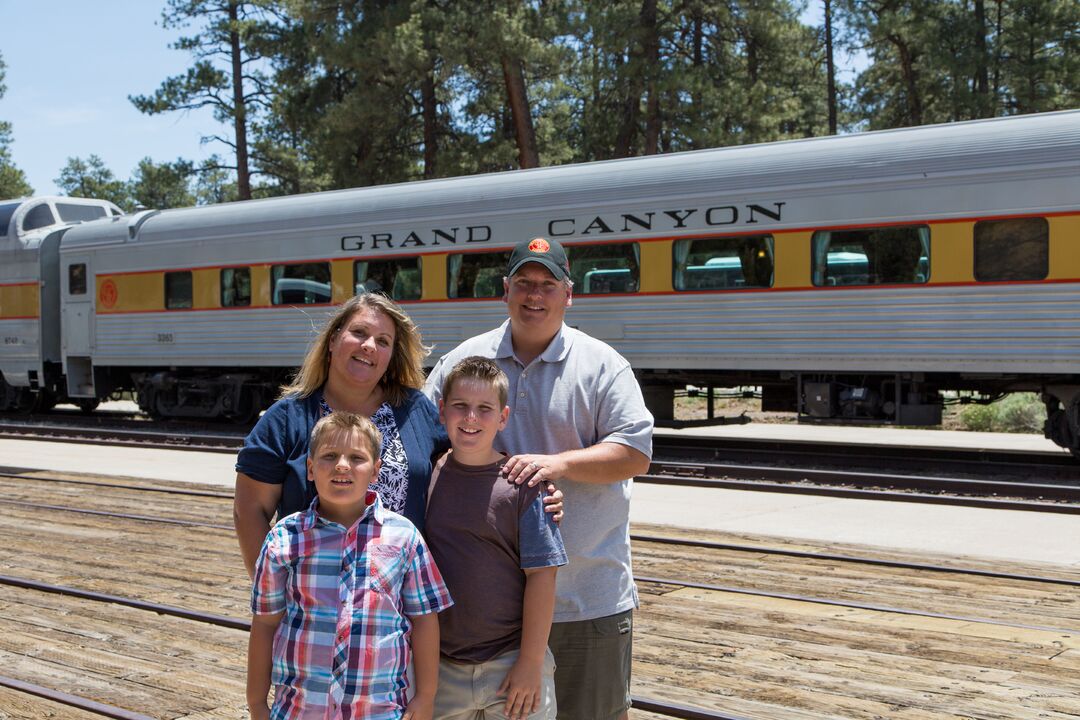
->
<box><xmin>0</xmin><ymin>196</ymin><xmax>124</xmax><ymax>410</ymax></box>
<box><xmin>9</xmin><ymin>111</ymin><xmax>1080</xmax><ymax>449</ymax></box>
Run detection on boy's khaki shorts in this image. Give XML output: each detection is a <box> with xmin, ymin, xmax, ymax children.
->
<box><xmin>433</xmin><ymin>647</ymin><xmax>557</xmax><ymax>720</ymax></box>
<box><xmin>548</xmin><ymin>610</ymin><xmax>633</xmax><ymax>720</ymax></box>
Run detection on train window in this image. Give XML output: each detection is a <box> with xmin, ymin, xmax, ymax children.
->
<box><xmin>57</xmin><ymin>203</ymin><xmax>108</xmax><ymax>223</ymax></box>
<box><xmin>355</xmin><ymin>258</ymin><xmax>421</xmax><ymax>301</ymax></box>
<box><xmin>271</xmin><ymin>262</ymin><xmax>331</xmax><ymax>305</ymax></box>
<box><xmin>23</xmin><ymin>204</ymin><xmax>56</xmax><ymax>231</ymax></box>
<box><xmin>68</xmin><ymin>264</ymin><xmax>87</xmax><ymax>295</ymax></box>
<box><xmin>673</xmin><ymin>235</ymin><xmax>774</xmax><ymax>290</ymax></box>
<box><xmin>0</xmin><ymin>202</ymin><xmax>19</xmax><ymax>235</ymax></box>
<box><xmin>568</xmin><ymin>243</ymin><xmax>640</xmax><ymax>294</ymax></box>
<box><xmin>974</xmin><ymin>217</ymin><xmax>1048</xmax><ymax>282</ymax></box>
<box><xmin>448</xmin><ymin>251</ymin><xmax>512</xmax><ymax>299</ymax></box>
<box><xmin>165</xmin><ymin>271</ymin><xmax>193</xmax><ymax>310</ymax></box>
<box><xmin>221</xmin><ymin>267</ymin><xmax>251</xmax><ymax>307</ymax></box>
<box><xmin>812</xmin><ymin>225</ymin><xmax>929</xmax><ymax>286</ymax></box>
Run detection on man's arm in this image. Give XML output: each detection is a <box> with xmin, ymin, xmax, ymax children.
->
<box><xmin>499</xmin><ymin>566</ymin><xmax>557</xmax><ymax>719</ymax></box>
<box><xmin>502</xmin><ymin>442</ymin><xmax>651</xmax><ymax>487</ymax></box>
<box><xmin>403</xmin><ymin>612</ymin><xmax>440</xmax><ymax>720</ymax></box>
<box><xmin>247</xmin><ymin>611</ymin><xmax>282</xmax><ymax>720</ymax></box>
<box><xmin>234</xmin><ymin>473</ymin><xmax>282</xmax><ymax>579</ymax></box>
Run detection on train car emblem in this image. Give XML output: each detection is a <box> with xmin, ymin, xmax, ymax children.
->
<box><xmin>99</xmin><ymin>280</ymin><xmax>118</xmax><ymax>309</ymax></box>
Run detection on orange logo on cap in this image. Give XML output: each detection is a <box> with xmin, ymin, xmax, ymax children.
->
<box><xmin>528</xmin><ymin>238</ymin><xmax>550</xmax><ymax>254</ymax></box>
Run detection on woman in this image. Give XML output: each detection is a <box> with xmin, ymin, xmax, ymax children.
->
<box><xmin>233</xmin><ymin>293</ymin><xmax>447</xmax><ymax>577</ymax></box>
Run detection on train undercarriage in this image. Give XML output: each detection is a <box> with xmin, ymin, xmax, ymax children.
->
<box><xmin>4</xmin><ymin>366</ymin><xmax>1080</xmax><ymax>457</ymax></box>
<box><xmin>639</xmin><ymin>369</ymin><xmax>1080</xmax><ymax>457</ymax></box>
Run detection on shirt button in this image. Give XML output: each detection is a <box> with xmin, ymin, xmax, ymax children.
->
<box><xmin>519</xmin><ymin>391</ymin><xmax>526</xmax><ymax>397</ymax></box>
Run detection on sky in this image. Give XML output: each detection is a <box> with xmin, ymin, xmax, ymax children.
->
<box><xmin>2</xmin><ymin>1</ymin><xmax>221</xmax><ymax>196</ymax></box>
<box><xmin>1</xmin><ymin>1</ymin><xmax>852</xmax><ymax>198</ymax></box>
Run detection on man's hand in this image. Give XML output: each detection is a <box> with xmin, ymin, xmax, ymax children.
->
<box><xmin>502</xmin><ymin>453</ymin><xmax>567</xmax><ymax>487</ymax></box>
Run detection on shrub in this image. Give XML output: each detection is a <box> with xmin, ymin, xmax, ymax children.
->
<box><xmin>959</xmin><ymin>393</ymin><xmax>1045</xmax><ymax>434</ymax></box>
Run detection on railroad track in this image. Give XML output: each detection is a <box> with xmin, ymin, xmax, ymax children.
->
<box><xmin>4</xmin><ymin>421</ymin><xmax>1079</xmax><ymax>510</ymax></box>
<box><xmin>655</xmin><ymin>433</ymin><xmax>1079</xmax><ymax>477</ymax></box>
<box><xmin>4</xmin><ymin>471</ymin><xmax>1077</xmax><ymax>718</ymax></box>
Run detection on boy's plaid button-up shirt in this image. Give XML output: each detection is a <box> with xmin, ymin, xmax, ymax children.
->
<box><xmin>252</xmin><ymin>492</ymin><xmax>452</xmax><ymax>720</ymax></box>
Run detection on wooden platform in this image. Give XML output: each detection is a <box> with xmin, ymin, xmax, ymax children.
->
<box><xmin>1</xmin><ymin>470</ymin><xmax>1079</xmax><ymax>719</ymax></box>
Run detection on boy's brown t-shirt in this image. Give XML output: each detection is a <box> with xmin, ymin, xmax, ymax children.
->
<box><xmin>424</xmin><ymin>452</ymin><xmax>566</xmax><ymax>663</ymax></box>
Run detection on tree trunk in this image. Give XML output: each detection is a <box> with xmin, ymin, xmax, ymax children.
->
<box><xmin>825</xmin><ymin>0</ymin><xmax>837</xmax><ymax>134</ymax></box>
<box><xmin>421</xmin><ymin>69</ymin><xmax>438</xmax><ymax>178</ymax></box>
<box><xmin>642</xmin><ymin>0</ymin><xmax>660</xmax><ymax>155</ymax></box>
<box><xmin>229</xmin><ymin>1</ymin><xmax>251</xmax><ymax>200</ymax></box>
<box><xmin>501</xmin><ymin>56</ymin><xmax>539</xmax><ymax>169</ymax></box>
<box><xmin>889</xmin><ymin>34</ymin><xmax>923</xmax><ymax>126</ymax></box>
<box><xmin>614</xmin><ymin>0</ymin><xmax>657</xmax><ymax>158</ymax></box>
<box><xmin>974</xmin><ymin>0</ymin><xmax>990</xmax><ymax>117</ymax></box>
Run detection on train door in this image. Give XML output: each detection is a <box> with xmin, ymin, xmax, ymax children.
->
<box><xmin>61</xmin><ymin>253</ymin><xmax>95</xmax><ymax>397</ymax></box>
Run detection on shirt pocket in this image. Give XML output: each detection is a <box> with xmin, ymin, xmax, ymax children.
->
<box><xmin>366</xmin><ymin>543</ymin><xmax>407</xmax><ymax>595</ymax></box>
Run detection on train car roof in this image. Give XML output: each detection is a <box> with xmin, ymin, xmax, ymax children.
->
<box><xmin>60</xmin><ymin>110</ymin><xmax>1080</xmax><ymax>249</ymax></box>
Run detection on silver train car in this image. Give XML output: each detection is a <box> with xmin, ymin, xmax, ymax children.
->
<box><xmin>2</xmin><ymin>112</ymin><xmax>1080</xmax><ymax>450</ymax></box>
<box><xmin>0</xmin><ymin>196</ymin><xmax>124</xmax><ymax>410</ymax></box>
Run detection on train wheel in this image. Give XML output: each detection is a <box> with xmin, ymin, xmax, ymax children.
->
<box><xmin>1044</xmin><ymin>393</ymin><xmax>1080</xmax><ymax>456</ymax></box>
<box><xmin>75</xmin><ymin>398</ymin><xmax>101</xmax><ymax>413</ymax></box>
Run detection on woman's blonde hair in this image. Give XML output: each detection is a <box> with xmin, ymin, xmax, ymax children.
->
<box><xmin>280</xmin><ymin>293</ymin><xmax>430</xmax><ymax>406</ymax></box>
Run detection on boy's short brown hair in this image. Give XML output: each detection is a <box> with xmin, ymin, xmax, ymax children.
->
<box><xmin>440</xmin><ymin>356</ymin><xmax>509</xmax><ymax>407</ymax></box>
<box><xmin>309</xmin><ymin>411</ymin><xmax>382</xmax><ymax>459</ymax></box>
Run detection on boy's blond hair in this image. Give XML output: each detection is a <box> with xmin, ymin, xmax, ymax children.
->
<box><xmin>309</xmin><ymin>411</ymin><xmax>382</xmax><ymax>460</ymax></box>
<box><xmin>440</xmin><ymin>356</ymin><xmax>509</xmax><ymax>407</ymax></box>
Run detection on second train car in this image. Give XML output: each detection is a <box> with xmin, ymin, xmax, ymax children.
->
<box><xmin>2</xmin><ymin>111</ymin><xmax>1080</xmax><ymax>450</ymax></box>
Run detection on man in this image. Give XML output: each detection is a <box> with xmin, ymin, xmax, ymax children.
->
<box><xmin>424</xmin><ymin>236</ymin><xmax>653</xmax><ymax>720</ymax></box>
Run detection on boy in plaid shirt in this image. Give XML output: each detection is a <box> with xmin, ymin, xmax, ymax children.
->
<box><xmin>248</xmin><ymin>412</ymin><xmax>452</xmax><ymax>720</ymax></box>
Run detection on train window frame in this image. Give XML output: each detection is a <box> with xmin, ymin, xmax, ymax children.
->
<box><xmin>220</xmin><ymin>266</ymin><xmax>252</xmax><ymax>307</ymax></box>
<box><xmin>68</xmin><ymin>264</ymin><xmax>87</xmax><ymax>296</ymax></box>
<box><xmin>165</xmin><ymin>271</ymin><xmax>193</xmax><ymax>310</ymax></box>
<box><xmin>22</xmin><ymin>203</ymin><xmax>56</xmax><ymax>232</ymax></box>
<box><xmin>354</xmin><ymin>257</ymin><xmax>422</xmax><ymax>301</ymax></box>
<box><xmin>56</xmin><ymin>203</ymin><xmax>108</xmax><ymax>223</ymax></box>
<box><xmin>973</xmin><ymin>217</ymin><xmax>1048</xmax><ymax>282</ymax></box>
<box><xmin>672</xmin><ymin>235</ymin><xmax>775</xmax><ymax>291</ymax></box>
<box><xmin>447</xmin><ymin>250</ymin><xmax>513</xmax><ymax>299</ymax></box>
<box><xmin>270</xmin><ymin>262</ymin><xmax>332</xmax><ymax>306</ymax></box>
<box><xmin>567</xmin><ymin>242</ymin><xmax>641</xmax><ymax>295</ymax></box>
<box><xmin>811</xmin><ymin>224</ymin><xmax>930</xmax><ymax>287</ymax></box>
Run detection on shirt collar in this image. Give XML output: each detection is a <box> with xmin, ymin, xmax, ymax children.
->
<box><xmin>301</xmin><ymin>490</ymin><xmax>385</xmax><ymax>531</ymax></box>
<box><xmin>495</xmin><ymin>319</ymin><xmax>574</xmax><ymax>364</ymax></box>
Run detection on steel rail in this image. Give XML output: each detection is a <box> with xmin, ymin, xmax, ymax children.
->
<box><xmin>5</xmin><ymin>547</ymin><xmax>1074</xmax><ymax>638</ymax></box>
<box><xmin>630</xmin><ymin>696</ymin><xmax>751</xmax><ymax>720</ymax></box>
<box><xmin>9</xmin><ymin>492</ymin><xmax>1079</xmax><ymax>588</ymax></box>
<box><xmin>0</xmin><ymin>499</ymin><xmax>233</xmax><ymax>529</ymax></box>
<box><xmin>0</xmin><ymin>471</ymin><xmax>234</xmax><ymax>499</ymax></box>
<box><xmin>0</xmin><ymin>675</ymin><xmax>155</xmax><ymax>720</ymax></box>
<box><xmin>0</xmin><ymin>574</ymin><xmax>250</xmax><ymax>630</ymax></box>
<box><xmin>635</xmin><ymin>575</ymin><xmax>1079</xmax><ymax>635</ymax></box>
<box><xmin>654</xmin><ymin>435</ymin><xmax>1078</xmax><ymax>474</ymax></box>
<box><xmin>1</xmin><ymin>574</ymin><xmax>729</xmax><ymax>720</ymax></box>
<box><xmin>631</xmin><ymin>533</ymin><xmax>1080</xmax><ymax>587</ymax></box>
<box><xmin>648</xmin><ymin>460</ymin><xmax>1080</xmax><ymax>500</ymax></box>
<box><xmin>0</xmin><ymin>420</ymin><xmax>241</xmax><ymax>452</ymax></box>
<box><xmin>636</xmin><ymin>473</ymin><xmax>1080</xmax><ymax>514</ymax></box>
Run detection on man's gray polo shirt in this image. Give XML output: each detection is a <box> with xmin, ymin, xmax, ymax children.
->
<box><xmin>425</xmin><ymin>320</ymin><xmax>654</xmax><ymax>623</ymax></box>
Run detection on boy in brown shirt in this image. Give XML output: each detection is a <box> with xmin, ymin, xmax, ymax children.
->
<box><xmin>425</xmin><ymin>356</ymin><xmax>567</xmax><ymax>720</ymax></box>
